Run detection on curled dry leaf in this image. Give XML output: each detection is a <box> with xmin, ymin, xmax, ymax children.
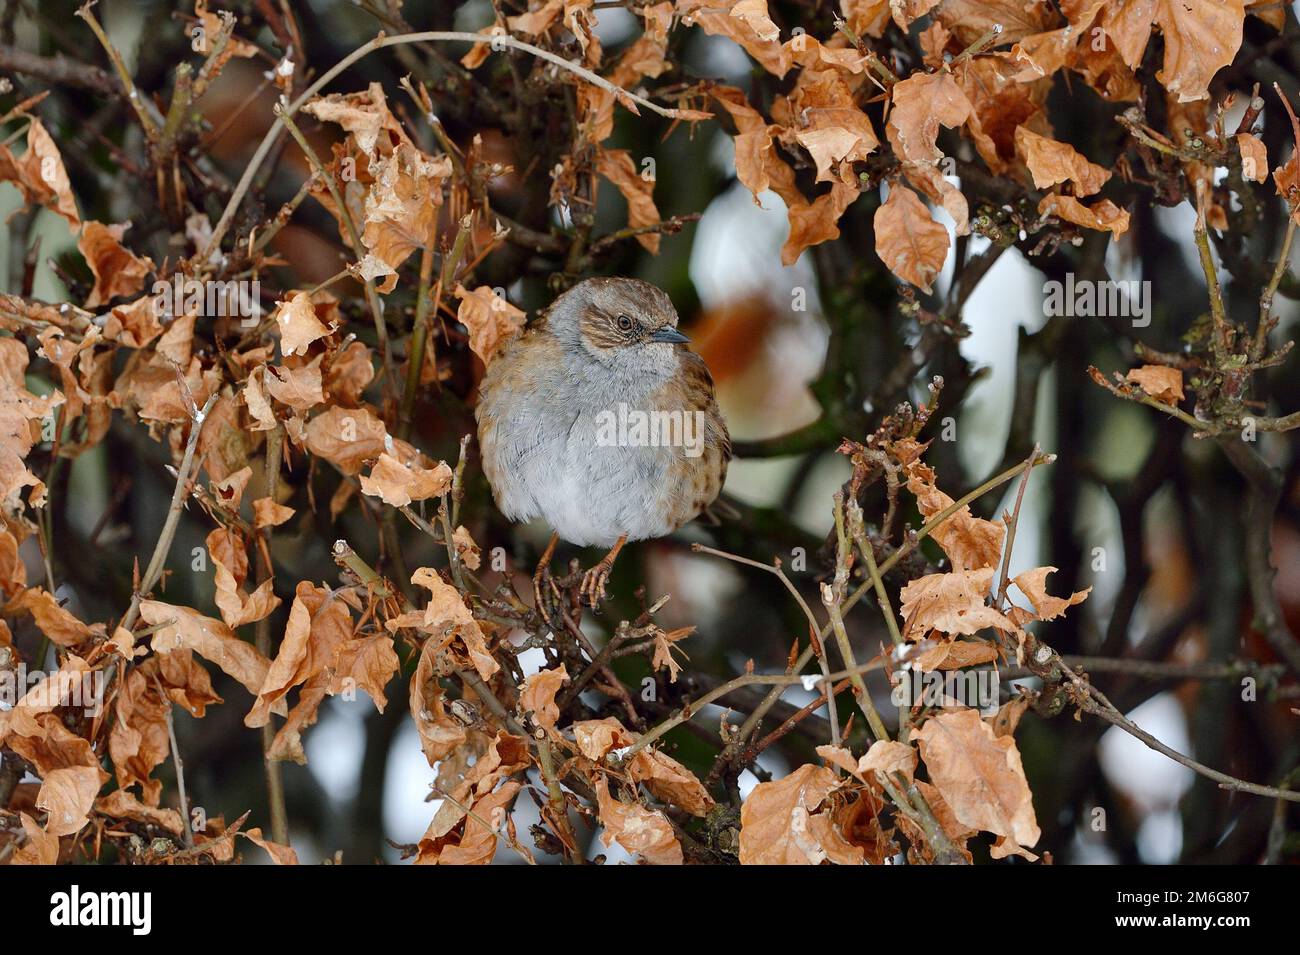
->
<box><xmin>903</xmin><ymin>455</ymin><xmax>1006</xmax><ymax>571</ymax></box>
<box><xmin>595</xmin><ymin>148</ymin><xmax>663</xmax><ymax>253</ymax></box>
<box><xmin>0</xmin><ymin>118</ymin><xmax>80</xmax><ymax>227</ymax></box>
<box><xmin>840</xmin><ymin>0</ymin><xmax>891</xmax><ymax>38</ymax></box>
<box><xmin>409</xmin><ymin>631</ymin><xmax>468</xmax><ymax>766</ymax></box>
<box><xmin>859</xmin><ymin>739</ymin><xmax>918</xmax><ymax>782</ymax></box>
<box><xmin>4</xmin><ymin>702</ymin><xmax>108</xmax><ymax>839</ymax></box>
<box><xmin>1274</xmin><ymin>91</ymin><xmax>1300</xmax><ymax>221</ymax></box>
<box><xmin>887</xmin><ymin>71</ymin><xmax>972</xmax><ymax>166</ymax></box>
<box><xmin>419</xmin><ymin>730</ymin><xmax>530</xmax><ymax>862</ymax></box>
<box><xmin>252</xmin><ymin>497</ymin><xmax>295</xmax><ymax>528</ymax></box>
<box><xmin>95</xmin><ymin>789</ymin><xmax>184</xmax><ymax>836</ymax></box>
<box><xmin>418</xmin><ymin>780</ymin><xmax>522</xmax><ymax>865</ymax></box>
<box><xmin>109</xmin><ymin>659</ymin><xmax>192</xmax><ymax>805</ymax></box>
<box><xmin>360</xmin><ymin>144</ymin><xmax>452</xmax><ymax>285</ymax></box>
<box><xmin>519</xmin><ymin>664</ymin><xmax>568</xmax><ymax>732</ymax></box>
<box><xmin>247</xmin><ymin>582</ymin><xmax>397</xmax><ymax>764</ymax></box>
<box><xmin>953</xmin><ymin>54</ymin><xmax>1053</xmax><ymax>174</ymax></box>
<box><xmin>1038</xmin><ymin>194</ymin><xmax>1131</xmax><ymax>236</ymax></box>
<box><xmin>395</xmin><ymin>568</ymin><xmax>499</xmax><ymax>680</ymax></box>
<box><xmin>572</xmin><ymin>716</ymin><xmax>632</xmax><ymax>761</ymax></box>
<box><xmin>0</xmin><ymin>336</ymin><xmax>65</xmax><ymax>507</ymax></box>
<box><xmin>729</xmin><ymin>0</ymin><xmax>779</xmax><ymax>41</ymax></box>
<box><xmin>1011</xmin><ymin>566</ymin><xmax>1091</xmax><ymax>621</ymax></box>
<box><xmin>301</xmin><ymin>81</ymin><xmax>407</xmax><ymax>157</ymax></box>
<box><xmin>141</xmin><ymin>599</ymin><xmax>272</xmax><ymax>697</ymax></box>
<box><xmin>324</xmin><ymin>340</ymin><xmax>376</xmax><ymax>407</ymax></box>
<box><xmin>1125</xmin><ymin>363</ymin><xmax>1185</xmax><ymax>404</ymax></box>
<box><xmin>359</xmin><ymin>452</ymin><xmax>452</xmax><ymax>507</ymax></box>
<box><xmin>11</xmin><ymin>812</ymin><xmax>61</xmax><ymax>865</ymax></box>
<box><xmin>6</xmin><ymin>587</ymin><xmax>96</xmax><ymax>648</ymax></box>
<box><xmin>211</xmin><ymin>466</ymin><xmax>252</xmax><ymax>510</ymax></box>
<box><xmin>783</xmin><ymin>181</ymin><xmax>860</xmax><ymax>266</ymax></box>
<box><xmin>207</xmin><ymin>527</ymin><xmax>281</xmax><ymax>629</ymax></box>
<box><xmin>0</xmin><ymin>654</ymin><xmax>94</xmax><ymax>739</ymax></box>
<box><xmin>678</xmin><ymin>0</ymin><xmax>790</xmax><ymax>77</ymax></box>
<box><xmin>934</xmin><ymin>0</ymin><xmax>1057</xmax><ymax>45</ymax></box>
<box><xmin>506</xmin><ymin>0</ymin><xmax>563</xmax><ymax>35</ymax></box>
<box><xmin>633</xmin><ymin>747</ymin><xmax>715</xmax><ymax>817</ymax></box>
<box><xmin>915</xmin><ymin>637</ymin><xmax>1000</xmax><ymax>671</ymax></box>
<box><xmin>1154</xmin><ymin>0</ymin><xmax>1246</xmax><ymax>103</ymax></box>
<box><xmin>775</xmin><ymin>69</ymin><xmax>878</xmax><ymax>186</ymax></box>
<box><xmin>650</xmin><ymin>625</ymin><xmax>692</xmax><ymax>682</ymax></box>
<box><xmin>194</xmin><ymin>0</ymin><xmax>260</xmax><ymax>60</ymax></box>
<box><xmin>817</xmin><ymin>739</ymin><xmax>917</xmax><ymax>785</ymax></box>
<box><xmin>454</xmin><ymin>285</ymin><xmax>527</xmax><ymax>367</ymax></box>
<box><xmin>595</xmin><ymin>778</ymin><xmax>683</xmax><ymax>865</ymax></box>
<box><xmin>898</xmin><ymin>568</ymin><xmax>1015</xmax><ymax>638</ymax></box>
<box><xmin>302</xmin><ymin>405</ymin><xmax>420</xmax><ymax>475</ymax></box>
<box><xmin>275</xmin><ymin>291</ymin><xmax>332</xmax><ymax>357</ymax></box>
<box><xmin>711</xmin><ymin>86</ymin><xmax>778</xmax><ymax>202</ymax></box>
<box><xmin>241</xmin><ymin>366</ymin><xmax>277</xmax><ymax>431</ymax></box>
<box><xmin>452</xmin><ymin>525</ymin><xmax>481</xmax><ymax>570</ymax></box>
<box><xmin>874</xmin><ymin>184</ymin><xmax>950</xmax><ymax>293</ymax></box>
<box><xmin>915</xmin><ymin>708</ymin><xmax>1041</xmax><ymax>860</ymax></box>
<box><xmin>579</xmin><ymin>32</ymin><xmax>669</xmax><ymax>143</ymax></box>
<box><xmin>1236</xmin><ymin>132</ymin><xmax>1268</xmax><ymax>183</ymax></box>
<box><xmin>78</xmin><ymin>222</ymin><xmax>154</xmax><ymax>309</ymax></box>
<box><xmin>570</xmin><ymin>717</ymin><xmax>713</xmax><ymax>815</ymax></box>
<box><xmin>0</xmin><ymin>527</ymin><xmax>24</xmax><ymax>598</ymax></box>
<box><xmin>107</xmin><ymin>626</ymin><xmax>141</xmax><ymax>659</ymax></box>
<box><xmin>739</xmin><ymin>763</ymin><xmax>842</xmax><ymax>864</ymax></box>
<box><xmin>1009</xmin><ymin>26</ymin><xmax>1080</xmax><ymax>82</ymax></box>
<box><xmin>241</xmin><ymin>583</ymin><xmax>327</xmax><ymax>729</ymax></box>
<box><xmin>37</xmin><ymin>764</ymin><xmax>104</xmax><ymax>837</ymax></box>
<box><xmin>1014</xmin><ymin>126</ymin><xmax>1110</xmax><ymax>197</ymax></box>
<box><xmin>240</xmin><ymin>828</ymin><xmax>300</xmax><ymax>865</ymax></box>
<box><xmin>989</xmin><ymin>694</ymin><xmax>1032</xmax><ymax>738</ymax></box>
<box><xmin>263</xmin><ymin>361</ymin><xmax>325</xmax><ymax>412</ymax></box>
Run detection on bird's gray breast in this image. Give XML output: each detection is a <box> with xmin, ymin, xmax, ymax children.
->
<box><xmin>487</xmin><ymin>355</ymin><xmax>678</xmax><ymax>546</ymax></box>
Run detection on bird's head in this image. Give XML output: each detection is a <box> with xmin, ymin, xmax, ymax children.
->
<box><xmin>544</xmin><ymin>276</ymin><xmax>689</xmax><ymax>380</ymax></box>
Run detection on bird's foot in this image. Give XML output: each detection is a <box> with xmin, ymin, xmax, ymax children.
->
<box><xmin>579</xmin><ymin>535</ymin><xmax>627</xmax><ymax>609</ymax></box>
<box><xmin>579</xmin><ymin>562</ymin><xmax>613</xmax><ymax>608</ymax></box>
<box><xmin>532</xmin><ymin>532</ymin><xmax>561</xmax><ymax>626</ymax></box>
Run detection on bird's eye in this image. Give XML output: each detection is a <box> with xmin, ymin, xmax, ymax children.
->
<box><xmin>616</xmin><ymin>314</ymin><xmax>634</xmax><ymax>332</ymax></box>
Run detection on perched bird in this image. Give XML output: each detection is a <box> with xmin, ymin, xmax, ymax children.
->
<box><xmin>476</xmin><ymin>276</ymin><xmax>731</xmax><ymax>615</ymax></box>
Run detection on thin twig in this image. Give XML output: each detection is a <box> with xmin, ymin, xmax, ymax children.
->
<box><xmin>203</xmin><ymin>30</ymin><xmax>693</xmax><ymax>260</ymax></box>
<box><xmin>535</xmin><ymin>735</ymin><xmax>582</xmax><ymax>863</ymax></box>
<box><xmin>1255</xmin><ymin>215</ymin><xmax>1296</xmax><ymax>361</ymax></box>
<box><xmin>75</xmin><ymin>2</ymin><xmax>159</xmax><ymax>139</ymax></box>
<box><xmin>152</xmin><ymin>674</ymin><xmax>194</xmax><ymax>848</ymax></box>
<box><xmin>995</xmin><ymin>443</ymin><xmax>1039</xmax><ymax>608</ymax></box>
<box><xmin>276</xmin><ymin>105</ymin><xmax>394</xmax><ymax>387</ymax></box>
<box><xmin>255</xmin><ymin>424</ymin><xmax>289</xmax><ymax>845</ymax></box>
<box><xmin>1050</xmin><ymin>652</ymin><xmax>1300</xmax><ymax>802</ymax></box>
<box><xmin>119</xmin><ymin>393</ymin><xmax>218</xmax><ymax>634</ymax></box>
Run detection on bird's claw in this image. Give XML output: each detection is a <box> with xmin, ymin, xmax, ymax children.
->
<box><xmin>533</xmin><ymin>532</ymin><xmax>561</xmax><ymax>626</ymax></box>
<box><xmin>532</xmin><ymin>563</ymin><xmax>555</xmax><ymax>626</ymax></box>
<box><xmin>579</xmin><ymin>561</ymin><xmax>613</xmax><ymax>608</ymax></box>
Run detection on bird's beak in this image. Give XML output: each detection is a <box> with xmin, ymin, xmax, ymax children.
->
<box><xmin>650</xmin><ymin>326</ymin><xmax>690</xmax><ymax>344</ymax></box>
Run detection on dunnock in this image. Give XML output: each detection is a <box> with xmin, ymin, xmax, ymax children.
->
<box><xmin>476</xmin><ymin>277</ymin><xmax>731</xmax><ymax>615</ymax></box>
